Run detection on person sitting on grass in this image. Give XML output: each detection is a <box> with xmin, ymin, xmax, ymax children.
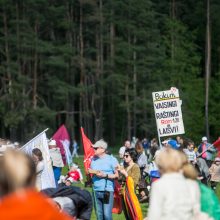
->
<box><xmin>58</xmin><ymin>164</ymin><xmax>84</xmax><ymax>186</ymax></box>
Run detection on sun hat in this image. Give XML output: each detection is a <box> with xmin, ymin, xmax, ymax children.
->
<box><xmin>92</xmin><ymin>139</ymin><xmax>107</xmax><ymax>149</ymax></box>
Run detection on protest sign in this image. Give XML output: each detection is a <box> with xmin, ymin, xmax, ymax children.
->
<box><xmin>152</xmin><ymin>87</ymin><xmax>185</xmax><ymax>137</ymax></box>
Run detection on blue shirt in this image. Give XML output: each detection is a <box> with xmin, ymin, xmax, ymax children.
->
<box><xmin>91</xmin><ymin>154</ymin><xmax>118</xmax><ymax>192</ymax></box>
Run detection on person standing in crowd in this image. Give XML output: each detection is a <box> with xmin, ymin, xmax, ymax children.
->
<box><xmin>142</xmin><ymin>138</ymin><xmax>150</xmax><ymax>156</ymax></box>
<box><xmin>118</xmin><ymin>148</ymin><xmax>141</xmax><ymax>189</ymax></box>
<box><xmin>0</xmin><ymin>149</ymin><xmax>71</xmax><ymax>220</ymax></box>
<box><xmin>117</xmin><ymin>148</ymin><xmax>143</xmax><ymax>218</ymax></box>
<box><xmin>149</xmin><ymin>138</ymin><xmax>159</xmax><ymax>161</ymax></box>
<box><xmin>146</xmin><ymin>148</ymin><xmax>207</xmax><ymax>220</ymax></box>
<box><xmin>32</xmin><ymin>148</ymin><xmax>44</xmax><ymax>190</ymax></box>
<box><xmin>48</xmin><ymin>139</ymin><xmax>64</xmax><ymax>186</ymax></box>
<box><xmin>150</xmin><ymin>138</ymin><xmax>159</xmax><ymax>149</ymax></box>
<box><xmin>209</xmin><ymin>157</ymin><xmax>220</xmax><ymax>190</ymax></box>
<box><xmin>89</xmin><ymin>139</ymin><xmax>119</xmax><ymax>220</ymax></box>
<box><xmin>72</xmin><ymin>139</ymin><xmax>79</xmax><ymax>158</ymax></box>
<box><xmin>176</xmin><ymin>136</ymin><xmax>185</xmax><ymax>150</ymax></box>
<box><xmin>197</xmin><ymin>136</ymin><xmax>216</xmax><ymax>167</ymax></box>
<box><xmin>119</xmin><ymin>140</ymin><xmax>131</xmax><ymax>165</ymax></box>
<box><xmin>183</xmin><ymin>140</ymin><xmax>197</xmax><ymax>164</ymax></box>
<box><xmin>135</xmin><ymin>141</ymin><xmax>148</xmax><ymax>176</ymax></box>
<box><xmin>131</xmin><ymin>136</ymin><xmax>138</xmax><ymax>148</ymax></box>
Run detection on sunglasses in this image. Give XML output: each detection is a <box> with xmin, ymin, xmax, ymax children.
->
<box><xmin>124</xmin><ymin>154</ymin><xmax>130</xmax><ymax>158</ymax></box>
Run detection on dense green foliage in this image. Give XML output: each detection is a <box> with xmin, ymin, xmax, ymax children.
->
<box><xmin>0</xmin><ymin>0</ymin><xmax>220</xmax><ymax>145</ymax></box>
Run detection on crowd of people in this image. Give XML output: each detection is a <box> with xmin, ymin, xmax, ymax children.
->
<box><xmin>0</xmin><ymin>134</ymin><xmax>220</xmax><ymax>220</ymax></box>
<box><xmin>117</xmin><ymin>135</ymin><xmax>220</xmax><ymax>220</ymax></box>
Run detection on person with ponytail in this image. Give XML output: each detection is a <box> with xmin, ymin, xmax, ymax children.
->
<box><xmin>146</xmin><ymin>148</ymin><xmax>212</xmax><ymax>220</ymax></box>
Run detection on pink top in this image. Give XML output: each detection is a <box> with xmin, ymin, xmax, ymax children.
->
<box><xmin>201</xmin><ymin>144</ymin><xmax>207</xmax><ymax>159</ymax></box>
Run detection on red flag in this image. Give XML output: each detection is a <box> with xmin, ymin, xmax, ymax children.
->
<box><xmin>80</xmin><ymin>127</ymin><xmax>94</xmax><ymax>174</ymax></box>
<box><xmin>53</xmin><ymin>124</ymin><xmax>70</xmax><ymax>165</ymax></box>
<box><xmin>213</xmin><ymin>137</ymin><xmax>220</xmax><ymax>157</ymax></box>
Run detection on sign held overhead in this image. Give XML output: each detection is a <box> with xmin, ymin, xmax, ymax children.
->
<box><xmin>152</xmin><ymin>87</ymin><xmax>185</xmax><ymax>137</ymax></box>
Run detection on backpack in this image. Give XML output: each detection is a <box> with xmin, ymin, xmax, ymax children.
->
<box><xmin>199</xmin><ymin>182</ymin><xmax>220</xmax><ymax>220</ymax></box>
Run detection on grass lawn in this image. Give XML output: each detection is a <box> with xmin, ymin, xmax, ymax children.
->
<box><xmin>63</xmin><ymin>155</ymin><xmax>148</xmax><ymax>219</ymax></box>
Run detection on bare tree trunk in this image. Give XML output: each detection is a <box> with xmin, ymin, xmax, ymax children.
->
<box><xmin>66</xmin><ymin>2</ymin><xmax>75</xmax><ymax>139</ymax></box>
<box><xmin>170</xmin><ymin>0</ymin><xmax>176</xmax><ymax>74</ymax></box>
<box><xmin>126</xmin><ymin>21</ymin><xmax>131</xmax><ymax>140</ymax></box>
<box><xmin>125</xmin><ymin>75</ymin><xmax>131</xmax><ymax>141</ymax></box>
<box><xmin>91</xmin><ymin>0</ymin><xmax>104</xmax><ymax>140</ymax></box>
<box><xmin>133</xmin><ymin>36</ymin><xmax>137</xmax><ymax>137</ymax></box>
<box><xmin>205</xmin><ymin>0</ymin><xmax>211</xmax><ymax>139</ymax></box>
<box><xmin>109</xmin><ymin>7</ymin><xmax>116</xmax><ymax>143</ymax></box>
<box><xmin>3</xmin><ymin>8</ymin><xmax>15</xmax><ymax>139</ymax></box>
<box><xmin>33</xmin><ymin>21</ymin><xmax>38</xmax><ymax>109</ymax></box>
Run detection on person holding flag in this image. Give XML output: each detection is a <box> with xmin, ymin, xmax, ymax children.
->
<box><xmin>197</xmin><ymin>136</ymin><xmax>217</xmax><ymax>167</ymax></box>
<box><xmin>88</xmin><ymin>139</ymin><xmax>119</xmax><ymax>220</ymax></box>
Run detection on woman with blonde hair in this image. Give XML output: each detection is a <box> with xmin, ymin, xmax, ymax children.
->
<box><xmin>146</xmin><ymin>148</ymin><xmax>205</xmax><ymax>220</ymax></box>
<box><xmin>0</xmin><ymin>149</ymin><xmax>71</xmax><ymax>220</ymax></box>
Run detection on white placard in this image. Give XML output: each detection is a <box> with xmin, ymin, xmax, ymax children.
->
<box><xmin>152</xmin><ymin>87</ymin><xmax>185</xmax><ymax>137</ymax></box>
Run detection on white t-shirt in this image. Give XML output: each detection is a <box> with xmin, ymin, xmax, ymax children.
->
<box><xmin>183</xmin><ymin>149</ymin><xmax>196</xmax><ymax>162</ymax></box>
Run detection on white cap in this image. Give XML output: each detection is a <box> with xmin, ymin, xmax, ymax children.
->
<box><xmin>92</xmin><ymin>139</ymin><xmax>107</xmax><ymax>149</ymax></box>
<box><xmin>202</xmin><ymin>136</ymin><xmax>207</xmax><ymax>142</ymax></box>
<box><xmin>49</xmin><ymin>139</ymin><xmax>56</xmax><ymax>146</ymax></box>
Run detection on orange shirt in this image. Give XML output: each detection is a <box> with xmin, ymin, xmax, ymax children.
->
<box><xmin>0</xmin><ymin>189</ymin><xmax>72</xmax><ymax>220</ymax></box>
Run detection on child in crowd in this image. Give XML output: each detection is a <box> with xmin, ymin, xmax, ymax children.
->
<box><xmin>183</xmin><ymin>141</ymin><xmax>197</xmax><ymax>164</ymax></box>
<box><xmin>67</xmin><ymin>164</ymin><xmax>83</xmax><ymax>184</ymax></box>
<box><xmin>209</xmin><ymin>157</ymin><xmax>220</xmax><ymax>190</ymax></box>
<box><xmin>59</xmin><ymin>164</ymin><xmax>84</xmax><ymax>185</ymax></box>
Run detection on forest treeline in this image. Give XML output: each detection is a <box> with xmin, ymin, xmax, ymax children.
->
<box><xmin>1</xmin><ymin>0</ymin><xmax>220</xmax><ymax>145</ymax></box>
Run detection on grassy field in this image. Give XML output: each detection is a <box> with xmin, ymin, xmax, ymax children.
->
<box><xmin>63</xmin><ymin>155</ymin><xmax>148</xmax><ymax>220</ymax></box>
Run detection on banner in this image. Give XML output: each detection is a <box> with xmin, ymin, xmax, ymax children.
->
<box><xmin>80</xmin><ymin>127</ymin><xmax>94</xmax><ymax>174</ymax></box>
<box><xmin>152</xmin><ymin>87</ymin><xmax>185</xmax><ymax>137</ymax></box>
<box><xmin>213</xmin><ymin>138</ymin><xmax>220</xmax><ymax>157</ymax></box>
<box><xmin>20</xmin><ymin>129</ymin><xmax>56</xmax><ymax>189</ymax></box>
<box><xmin>53</xmin><ymin>124</ymin><xmax>71</xmax><ymax>166</ymax></box>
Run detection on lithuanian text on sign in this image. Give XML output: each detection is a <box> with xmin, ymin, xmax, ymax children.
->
<box><xmin>152</xmin><ymin>87</ymin><xmax>185</xmax><ymax>137</ymax></box>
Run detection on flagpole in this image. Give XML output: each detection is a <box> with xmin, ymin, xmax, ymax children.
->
<box><xmin>196</xmin><ymin>144</ymin><xmax>214</xmax><ymax>158</ymax></box>
<box><xmin>20</xmin><ymin>128</ymin><xmax>49</xmax><ymax>150</ymax></box>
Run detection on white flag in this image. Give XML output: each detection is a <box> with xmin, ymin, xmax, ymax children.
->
<box><xmin>20</xmin><ymin>129</ymin><xmax>56</xmax><ymax>189</ymax></box>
